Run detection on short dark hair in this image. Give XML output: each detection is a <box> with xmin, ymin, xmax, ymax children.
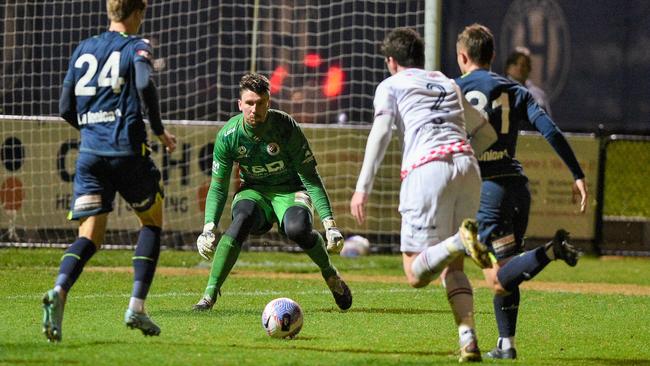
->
<box><xmin>239</xmin><ymin>73</ymin><xmax>270</xmax><ymax>96</ymax></box>
<box><xmin>456</xmin><ymin>23</ymin><xmax>495</xmax><ymax>66</ymax></box>
<box><xmin>380</xmin><ymin>27</ymin><xmax>425</xmax><ymax>68</ymax></box>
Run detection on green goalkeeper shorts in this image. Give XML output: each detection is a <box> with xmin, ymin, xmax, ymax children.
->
<box><xmin>231</xmin><ymin>189</ymin><xmax>314</xmax><ymax>235</ymax></box>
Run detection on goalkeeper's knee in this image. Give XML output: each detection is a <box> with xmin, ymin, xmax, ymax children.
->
<box><xmin>283</xmin><ymin>206</ymin><xmax>316</xmax><ymax>249</ymax></box>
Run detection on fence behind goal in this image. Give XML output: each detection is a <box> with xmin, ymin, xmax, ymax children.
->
<box><xmin>0</xmin><ymin>0</ymin><xmax>425</xmax><ymax>250</ymax></box>
<box><xmin>2</xmin><ymin>1</ymin><xmax>647</xmax><ymax>254</ymax></box>
<box><xmin>0</xmin><ymin>1</ymin><xmax>425</xmax><ymax>123</ymax></box>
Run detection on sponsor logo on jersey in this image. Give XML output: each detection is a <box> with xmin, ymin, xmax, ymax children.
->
<box><xmin>499</xmin><ymin>0</ymin><xmax>570</xmax><ymax>101</ymax></box>
<box><xmin>212</xmin><ymin>161</ymin><xmax>220</xmax><ymax>174</ymax></box>
<box><xmin>239</xmin><ymin>160</ymin><xmax>285</xmax><ymax>177</ymax></box>
<box><xmin>237</xmin><ymin>146</ymin><xmax>247</xmax><ymax>158</ymax></box>
<box><xmin>478</xmin><ymin>148</ymin><xmax>510</xmax><ymax>162</ymax></box>
<box><xmin>224</xmin><ymin>127</ymin><xmax>236</xmax><ymax>137</ymax></box>
<box><xmin>267</xmin><ymin>142</ymin><xmax>280</xmax><ymax>156</ymax></box>
<box><xmin>77</xmin><ymin>109</ymin><xmax>122</xmax><ymax>125</ymax></box>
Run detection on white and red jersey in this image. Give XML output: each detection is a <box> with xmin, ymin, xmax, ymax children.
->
<box><xmin>373</xmin><ymin>68</ymin><xmax>472</xmax><ymax>178</ymax></box>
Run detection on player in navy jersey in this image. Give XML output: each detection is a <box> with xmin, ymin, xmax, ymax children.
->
<box><xmin>42</xmin><ymin>0</ymin><xmax>176</xmax><ymax>342</ymax></box>
<box><xmin>455</xmin><ymin>24</ymin><xmax>588</xmax><ymax>359</ymax></box>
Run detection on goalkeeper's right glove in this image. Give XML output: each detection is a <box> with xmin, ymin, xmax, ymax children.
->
<box><xmin>197</xmin><ymin>222</ymin><xmax>216</xmax><ymax>261</ymax></box>
<box><xmin>323</xmin><ymin>218</ymin><xmax>344</xmax><ymax>254</ymax></box>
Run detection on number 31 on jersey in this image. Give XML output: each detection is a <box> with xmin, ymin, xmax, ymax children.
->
<box><xmin>465</xmin><ymin>90</ymin><xmax>511</xmax><ymax>134</ymax></box>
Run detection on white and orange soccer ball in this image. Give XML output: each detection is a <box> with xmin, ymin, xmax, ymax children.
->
<box><xmin>261</xmin><ymin>297</ymin><xmax>303</xmax><ymax>339</ymax></box>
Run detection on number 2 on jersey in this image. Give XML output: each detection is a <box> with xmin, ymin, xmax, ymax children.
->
<box><xmin>74</xmin><ymin>52</ymin><xmax>124</xmax><ymax>96</ymax></box>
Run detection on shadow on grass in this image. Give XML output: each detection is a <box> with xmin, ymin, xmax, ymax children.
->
<box><xmin>152</xmin><ymin>308</ymin><xmax>261</xmax><ymax>317</ymax></box>
<box><xmin>4</xmin><ymin>339</ymin><xmax>135</xmax><ymax>351</ymax></box>
<box><xmin>317</xmin><ymin>307</ymin><xmax>448</xmax><ymax>315</ymax></box>
<box><xmin>317</xmin><ymin>307</ymin><xmax>493</xmax><ymax>316</ymax></box>
<box><xmin>153</xmin><ymin>306</ymin><xmax>493</xmax><ymax>317</ymax></box>
<box><xmin>156</xmin><ymin>307</ymin><xmax>455</xmax><ymax>317</ymax></box>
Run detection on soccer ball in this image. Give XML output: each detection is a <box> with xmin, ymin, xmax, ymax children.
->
<box><xmin>261</xmin><ymin>297</ymin><xmax>303</xmax><ymax>339</ymax></box>
<box><xmin>340</xmin><ymin>235</ymin><xmax>370</xmax><ymax>257</ymax></box>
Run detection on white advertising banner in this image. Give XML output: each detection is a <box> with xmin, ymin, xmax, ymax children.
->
<box><xmin>0</xmin><ymin>118</ymin><xmax>599</xmax><ymax>240</ymax></box>
<box><xmin>0</xmin><ymin>118</ymin><xmax>221</xmax><ymax>233</ymax></box>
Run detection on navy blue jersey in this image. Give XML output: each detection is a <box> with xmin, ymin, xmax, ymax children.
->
<box><xmin>455</xmin><ymin>69</ymin><xmax>584</xmax><ymax>180</ymax></box>
<box><xmin>61</xmin><ymin>31</ymin><xmax>156</xmax><ymax>156</ymax></box>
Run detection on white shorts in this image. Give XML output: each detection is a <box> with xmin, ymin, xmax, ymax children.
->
<box><xmin>399</xmin><ymin>153</ymin><xmax>481</xmax><ymax>253</ymax></box>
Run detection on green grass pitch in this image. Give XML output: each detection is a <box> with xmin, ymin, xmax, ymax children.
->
<box><xmin>1</xmin><ymin>249</ymin><xmax>649</xmax><ymax>365</ymax></box>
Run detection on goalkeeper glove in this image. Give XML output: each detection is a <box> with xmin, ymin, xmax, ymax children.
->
<box><xmin>323</xmin><ymin>218</ymin><xmax>344</xmax><ymax>253</ymax></box>
<box><xmin>197</xmin><ymin>222</ymin><xmax>216</xmax><ymax>261</ymax></box>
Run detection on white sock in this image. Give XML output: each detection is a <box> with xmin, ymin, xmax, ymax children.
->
<box><xmin>411</xmin><ymin>242</ymin><xmax>460</xmax><ymax>282</ymax></box>
<box><xmin>447</xmin><ymin>231</ymin><xmax>466</xmax><ymax>253</ymax></box>
<box><xmin>459</xmin><ymin>325</ymin><xmax>476</xmax><ymax>346</ymax></box>
<box><xmin>498</xmin><ymin>337</ymin><xmax>515</xmax><ymax>350</ymax></box>
<box><xmin>129</xmin><ymin>297</ymin><xmax>145</xmax><ymax>313</ymax></box>
<box><xmin>445</xmin><ymin>271</ymin><xmax>476</xmax><ymax>346</ymax></box>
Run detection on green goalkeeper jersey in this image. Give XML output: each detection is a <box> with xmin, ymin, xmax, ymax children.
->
<box><xmin>204</xmin><ymin>109</ymin><xmax>334</xmax><ymax>225</ymax></box>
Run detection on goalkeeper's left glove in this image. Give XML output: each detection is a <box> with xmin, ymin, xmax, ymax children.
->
<box><xmin>322</xmin><ymin>218</ymin><xmax>344</xmax><ymax>253</ymax></box>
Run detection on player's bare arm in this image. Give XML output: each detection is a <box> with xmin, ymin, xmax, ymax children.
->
<box><xmin>574</xmin><ymin>178</ymin><xmax>588</xmax><ymax>213</ymax></box>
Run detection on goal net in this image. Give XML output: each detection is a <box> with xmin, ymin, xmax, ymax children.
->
<box><xmin>0</xmin><ymin>0</ymin><xmax>426</xmax><ymax>251</ymax></box>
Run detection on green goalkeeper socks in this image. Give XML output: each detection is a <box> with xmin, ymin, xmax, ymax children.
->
<box><xmin>304</xmin><ymin>233</ymin><xmax>338</xmax><ymax>280</ymax></box>
<box><xmin>203</xmin><ymin>234</ymin><xmax>241</xmax><ymax>299</ymax></box>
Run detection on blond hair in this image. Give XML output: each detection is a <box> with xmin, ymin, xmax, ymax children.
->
<box><xmin>106</xmin><ymin>0</ymin><xmax>147</xmax><ymax>22</ymax></box>
<box><xmin>456</xmin><ymin>23</ymin><xmax>495</xmax><ymax>67</ymax></box>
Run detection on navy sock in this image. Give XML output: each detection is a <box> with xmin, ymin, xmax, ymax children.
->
<box><xmin>55</xmin><ymin>237</ymin><xmax>97</xmax><ymax>292</ymax></box>
<box><xmin>132</xmin><ymin>225</ymin><xmax>161</xmax><ymax>300</ymax></box>
<box><xmin>493</xmin><ymin>287</ymin><xmax>520</xmax><ymax>338</ymax></box>
<box><xmin>497</xmin><ymin>247</ymin><xmax>550</xmax><ymax>292</ymax></box>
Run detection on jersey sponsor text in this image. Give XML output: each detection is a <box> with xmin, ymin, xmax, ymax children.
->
<box><xmin>78</xmin><ymin>109</ymin><xmax>121</xmax><ymax>125</ymax></box>
<box><xmin>478</xmin><ymin>148</ymin><xmax>510</xmax><ymax>162</ymax></box>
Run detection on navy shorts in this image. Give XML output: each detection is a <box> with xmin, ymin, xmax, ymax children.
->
<box><xmin>476</xmin><ymin>176</ymin><xmax>531</xmax><ymax>261</ymax></box>
<box><xmin>69</xmin><ymin>152</ymin><xmax>163</xmax><ymax>220</ymax></box>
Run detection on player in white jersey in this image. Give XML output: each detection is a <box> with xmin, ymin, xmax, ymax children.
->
<box><xmin>350</xmin><ymin>28</ymin><xmax>495</xmax><ymax>363</ymax></box>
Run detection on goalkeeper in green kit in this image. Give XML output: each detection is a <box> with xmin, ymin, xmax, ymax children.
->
<box><xmin>192</xmin><ymin>73</ymin><xmax>352</xmax><ymax>311</ymax></box>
